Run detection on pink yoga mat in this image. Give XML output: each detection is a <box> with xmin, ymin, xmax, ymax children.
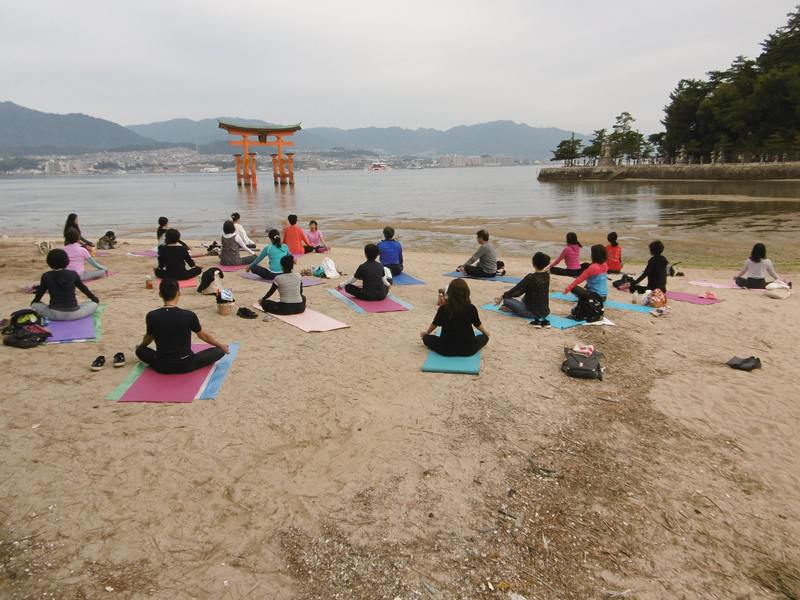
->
<box><xmin>155</xmin><ymin>277</ymin><xmax>197</xmax><ymax>289</ymax></box>
<box><xmin>118</xmin><ymin>344</ymin><xmax>213</xmax><ymax>403</ymax></box>
<box><xmin>666</xmin><ymin>291</ymin><xmax>722</xmax><ymax>305</ymax></box>
<box><xmin>337</xmin><ymin>289</ymin><xmax>409</xmax><ymax>313</ymax></box>
<box><xmin>273</xmin><ymin>308</ymin><xmax>349</xmax><ymax>332</ymax></box>
<box><xmin>128</xmin><ymin>249</ymin><xmax>158</xmax><ymax>257</ymax></box>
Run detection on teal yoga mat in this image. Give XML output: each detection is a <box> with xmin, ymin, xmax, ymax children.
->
<box><xmin>479</xmin><ymin>303</ymin><xmax>583</xmax><ymax>329</ymax></box>
<box><xmin>549</xmin><ymin>292</ymin><xmax>653</xmax><ymax>314</ymax></box>
<box><xmin>444</xmin><ymin>271</ymin><xmax>522</xmax><ymax>284</ymax></box>
<box><xmin>421</xmin><ymin>330</ymin><xmax>483</xmax><ymax>374</ymax></box>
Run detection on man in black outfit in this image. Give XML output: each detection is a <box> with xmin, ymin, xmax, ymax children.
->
<box><xmin>338</xmin><ymin>243</ymin><xmax>390</xmax><ymax>301</ymax></box>
<box><xmin>135</xmin><ymin>278</ymin><xmax>228</xmax><ymax>374</ymax></box>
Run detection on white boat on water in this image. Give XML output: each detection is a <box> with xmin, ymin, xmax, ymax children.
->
<box><xmin>368</xmin><ymin>161</ymin><xmax>390</xmax><ymax>172</ymax></box>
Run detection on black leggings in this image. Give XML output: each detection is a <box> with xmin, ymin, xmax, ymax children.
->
<box><xmin>154</xmin><ymin>266</ymin><xmax>202</xmax><ymax>280</ymax></box>
<box><xmin>345</xmin><ymin>283</ymin><xmax>388</xmax><ymax>301</ymax></box>
<box><xmin>571</xmin><ymin>285</ymin><xmax>607</xmax><ymax>303</ymax></box>
<box><xmin>260</xmin><ymin>296</ymin><xmax>306</xmax><ymax>315</ymax></box>
<box><xmin>249</xmin><ymin>264</ymin><xmax>278</xmax><ymax>279</ymax></box>
<box><xmin>464</xmin><ymin>265</ymin><xmax>496</xmax><ymax>278</ymax></box>
<box><xmin>735</xmin><ymin>277</ymin><xmax>766</xmax><ymax>289</ymax></box>
<box><xmin>549</xmin><ymin>266</ymin><xmax>584</xmax><ymax>277</ymax></box>
<box><xmin>423</xmin><ymin>333</ymin><xmax>488</xmax><ymax>357</ymax></box>
<box><xmin>135</xmin><ymin>346</ymin><xmax>225</xmax><ymax>374</ymax></box>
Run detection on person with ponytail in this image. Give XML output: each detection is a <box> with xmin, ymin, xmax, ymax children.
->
<box><xmin>247</xmin><ymin>229</ymin><xmax>290</xmax><ymax>280</ymax></box>
<box><xmin>605</xmin><ymin>232</ymin><xmax>623</xmax><ymax>274</ymax></box>
<box><xmin>420</xmin><ymin>278</ymin><xmax>489</xmax><ymax>357</ymax></box>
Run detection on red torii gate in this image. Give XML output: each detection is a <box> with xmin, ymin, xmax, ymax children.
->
<box><xmin>217</xmin><ymin>119</ymin><xmax>302</xmax><ymax>187</ymax></box>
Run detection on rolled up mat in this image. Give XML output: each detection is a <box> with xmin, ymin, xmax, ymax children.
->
<box><xmin>108</xmin><ymin>343</ymin><xmax>239</xmax><ymax>402</ymax></box>
<box><xmin>327</xmin><ymin>288</ymin><xmax>411</xmax><ymax>313</ymax></box>
<box><xmin>444</xmin><ymin>271</ymin><xmax>521</xmax><ymax>284</ymax></box>
<box><xmin>391</xmin><ymin>272</ymin><xmax>425</xmax><ymax>285</ymax></box>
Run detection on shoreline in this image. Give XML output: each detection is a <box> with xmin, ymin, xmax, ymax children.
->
<box><xmin>537</xmin><ymin>162</ymin><xmax>800</xmax><ymax>182</ymax></box>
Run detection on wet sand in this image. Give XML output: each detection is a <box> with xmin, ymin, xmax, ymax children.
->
<box><xmin>1</xmin><ymin>236</ymin><xmax>798</xmax><ymax>598</ymax></box>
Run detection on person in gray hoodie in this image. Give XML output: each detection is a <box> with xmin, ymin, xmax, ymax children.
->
<box><xmin>457</xmin><ymin>229</ymin><xmax>505</xmax><ymax>277</ymax></box>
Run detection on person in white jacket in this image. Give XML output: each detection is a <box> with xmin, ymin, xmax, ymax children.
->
<box><xmin>231</xmin><ymin>212</ymin><xmax>257</xmax><ymax>249</ymax></box>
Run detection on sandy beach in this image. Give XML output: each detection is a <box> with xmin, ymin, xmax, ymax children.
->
<box><xmin>1</xmin><ymin>236</ymin><xmax>798</xmax><ymax>599</ymax></box>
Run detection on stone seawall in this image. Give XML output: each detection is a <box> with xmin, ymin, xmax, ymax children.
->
<box><xmin>537</xmin><ymin>162</ymin><xmax>800</xmax><ymax>182</ymax></box>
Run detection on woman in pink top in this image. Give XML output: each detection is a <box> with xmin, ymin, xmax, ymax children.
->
<box><xmin>64</xmin><ymin>227</ymin><xmax>107</xmax><ymax>280</ymax></box>
<box><xmin>548</xmin><ymin>232</ymin><xmax>585</xmax><ymax>277</ymax></box>
<box><xmin>303</xmin><ymin>220</ymin><xmax>329</xmax><ymax>253</ymax></box>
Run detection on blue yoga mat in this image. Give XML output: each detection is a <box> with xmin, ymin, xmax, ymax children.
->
<box><xmin>479</xmin><ymin>303</ymin><xmax>583</xmax><ymax>330</ymax></box>
<box><xmin>444</xmin><ymin>271</ymin><xmax>522</xmax><ymax>284</ymax></box>
<box><xmin>199</xmin><ymin>342</ymin><xmax>240</xmax><ymax>400</ymax></box>
<box><xmin>549</xmin><ymin>292</ymin><xmax>653</xmax><ymax>314</ymax></box>
<box><xmin>391</xmin><ymin>272</ymin><xmax>425</xmax><ymax>285</ymax></box>
<box><xmin>421</xmin><ymin>331</ymin><xmax>483</xmax><ymax>374</ymax></box>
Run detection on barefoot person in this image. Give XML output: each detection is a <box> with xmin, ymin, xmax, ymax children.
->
<box><xmin>495</xmin><ymin>251</ymin><xmax>551</xmax><ymax>327</ymax></box>
<box><xmin>337</xmin><ymin>243</ymin><xmax>391</xmax><ymax>301</ymax></box>
<box><xmin>31</xmin><ymin>248</ymin><xmax>99</xmax><ymax>321</ymax></box>
<box><xmin>629</xmin><ymin>240</ymin><xmax>668</xmax><ymax>294</ymax></box>
<box><xmin>135</xmin><ymin>278</ymin><xmax>228</xmax><ymax>374</ymax></box>
<box><xmin>421</xmin><ymin>278</ymin><xmax>489</xmax><ymax>356</ymax></box>
<box><xmin>457</xmin><ymin>229</ymin><xmax>505</xmax><ymax>278</ymax></box>
<box><xmin>247</xmin><ymin>229</ymin><xmax>291</xmax><ymax>280</ymax></box>
<box><xmin>155</xmin><ymin>229</ymin><xmax>202</xmax><ymax>281</ymax></box>
<box><xmin>64</xmin><ymin>227</ymin><xmax>108</xmax><ymax>281</ymax></box>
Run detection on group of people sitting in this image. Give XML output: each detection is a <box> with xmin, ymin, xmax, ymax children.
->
<box><xmin>25</xmin><ymin>214</ymin><xmax>790</xmax><ymax>377</ymax></box>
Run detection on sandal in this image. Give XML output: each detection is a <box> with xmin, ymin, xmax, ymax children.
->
<box><xmin>90</xmin><ymin>355</ymin><xmax>106</xmax><ymax>371</ymax></box>
<box><xmin>113</xmin><ymin>352</ymin><xmax>126</xmax><ymax>368</ymax></box>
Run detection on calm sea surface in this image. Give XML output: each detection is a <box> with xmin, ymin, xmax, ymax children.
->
<box><xmin>1</xmin><ymin>166</ymin><xmax>799</xmax><ymax>252</ymax></box>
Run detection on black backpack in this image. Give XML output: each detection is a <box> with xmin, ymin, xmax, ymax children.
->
<box><xmin>561</xmin><ymin>348</ymin><xmax>604</xmax><ymax>380</ymax></box>
<box><xmin>569</xmin><ymin>292</ymin><xmax>604</xmax><ymax>323</ymax></box>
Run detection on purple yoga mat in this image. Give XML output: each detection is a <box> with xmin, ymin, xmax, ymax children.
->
<box><xmin>118</xmin><ymin>344</ymin><xmax>214</xmax><ymax>403</ymax></box>
<box><xmin>128</xmin><ymin>249</ymin><xmax>158</xmax><ymax>257</ymax></box>
<box><xmin>338</xmin><ymin>290</ymin><xmax>409</xmax><ymax>313</ymax></box>
<box><xmin>666</xmin><ymin>291</ymin><xmax>722</xmax><ymax>305</ymax></box>
<box><xmin>238</xmin><ymin>272</ymin><xmax>325</xmax><ymax>286</ymax></box>
<box><xmin>47</xmin><ymin>316</ymin><xmax>96</xmax><ymax>342</ymax></box>
<box><xmin>218</xmin><ymin>264</ymin><xmax>247</xmax><ymax>272</ymax></box>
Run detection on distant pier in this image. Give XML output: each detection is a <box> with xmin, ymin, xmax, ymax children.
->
<box><xmin>537</xmin><ymin>162</ymin><xmax>800</xmax><ymax>182</ymax></box>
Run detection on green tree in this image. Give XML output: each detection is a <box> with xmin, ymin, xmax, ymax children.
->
<box><xmin>551</xmin><ymin>133</ymin><xmax>583</xmax><ymax>166</ymax></box>
<box><xmin>582</xmin><ymin>128</ymin><xmax>607</xmax><ymax>163</ymax></box>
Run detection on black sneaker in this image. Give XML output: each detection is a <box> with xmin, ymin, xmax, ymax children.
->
<box><xmin>530</xmin><ymin>318</ymin><xmax>542</xmax><ymax>328</ymax></box>
<box><xmin>90</xmin><ymin>355</ymin><xmax>106</xmax><ymax>371</ymax></box>
<box><xmin>540</xmin><ymin>319</ymin><xmax>552</xmax><ymax>329</ymax></box>
<box><xmin>237</xmin><ymin>307</ymin><xmax>258</xmax><ymax>319</ymax></box>
<box><xmin>113</xmin><ymin>352</ymin><xmax>126</xmax><ymax>368</ymax></box>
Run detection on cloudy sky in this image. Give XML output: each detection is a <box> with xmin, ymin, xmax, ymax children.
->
<box><xmin>1</xmin><ymin>1</ymin><xmax>795</xmax><ymax>134</ymax></box>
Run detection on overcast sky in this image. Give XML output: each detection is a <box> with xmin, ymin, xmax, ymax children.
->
<box><xmin>1</xmin><ymin>1</ymin><xmax>795</xmax><ymax>134</ymax></box>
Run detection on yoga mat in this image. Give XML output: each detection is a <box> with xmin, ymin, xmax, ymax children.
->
<box><xmin>444</xmin><ymin>271</ymin><xmax>522</xmax><ymax>284</ymax></box>
<box><xmin>391</xmin><ymin>272</ymin><xmax>425</xmax><ymax>285</ymax></box>
<box><xmin>549</xmin><ymin>292</ymin><xmax>653</xmax><ymax>314</ymax></box>
<box><xmin>109</xmin><ymin>343</ymin><xmax>239</xmax><ymax>403</ymax></box>
<box><xmin>155</xmin><ymin>277</ymin><xmax>197</xmax><ymax>289</ymax></box>
<box><xmin>327</xmin><ymin>288</ymin><xmax>411</xmax><ymax>313</ymax></box>
<box><xmin>688</xmin><ymin>280</ymin><xmax>742</xmax><ymax>289</ymax></box>
<box><xmin>45</xmin><ymin>305</ymin><xmax>105</xmax><ymax>344</ymax></box>
<box><xmin>127</xmin><ymin>249</ymin><xmax>158</xmax><ymax>257</ymax></box>
<box><xmin>666</xmin><ymin>291</ymin><xmax>722</xmax><ymax>305</ymax></box>
<box><xmin>253</xmin><ymin>304</ymin><xmax>349</xmax><ymax>332</ymax></box>
<box><xmin>218</xmin><ymin>264</ymin><xmax>247</xmax><ymax>272</ymax></box>
<box><xmin>94</xmin><ymin>251</ymin><xmax>113</xmax><ymax>257</ymax></box>
<box><xmin>83</xmin><ymin>271</ymin><xmax>117</xmax><ymax>285</ymax></box>
<box><xmin>421</xmin><ymin>331</ymin><xmax>483</xmax><ymax>375</ymax></box>
<box><xmin>480</xmin><ymin>303</ymin><xmax>584</xmax><ymax>330</ymax></box>
<box><xmin>239</xmin><ymin>272</ymin><xmax>326</xmax><ymax>286</ymax></box>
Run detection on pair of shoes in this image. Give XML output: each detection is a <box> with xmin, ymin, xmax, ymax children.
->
<box><xmin>91</xmin><ymin>353</ymin><xmax>126</xmax><ymax>371</ymax></box>
<box><xmin>237</xmin><ymin>307</ymin><xmax>258</xmax><ymax>319</ymax></box>
<box><xmin>530</xmin><ymin>318</ymin><xmax>552</xmax><ymax>329</ymax></box>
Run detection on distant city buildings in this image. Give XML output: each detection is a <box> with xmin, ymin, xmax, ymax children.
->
<box><xmin>1</xmin><ymin>147</ymin><xmax>532</xmax><ymax>175</ymax></box>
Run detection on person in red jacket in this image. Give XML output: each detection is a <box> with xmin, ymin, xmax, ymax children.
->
<box><xmin>283</xmin><ymin>214</ymin><xmax>312</xmax><ymax>255</ymax></box>
<box><xmin>605</xmin><ymin>232</ymin><xmax>623</xmax><ymax>274</ymax></box>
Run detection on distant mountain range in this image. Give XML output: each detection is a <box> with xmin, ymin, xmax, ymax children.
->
<box><xmin>129</xmin><ymin>118</ymin><xmax>582</xmax><ymax>160</ymax></box>
<box><xmin>1</xmin><ymin>101</ymin><xmax>583</xmax><ymax>160</ymax></box>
